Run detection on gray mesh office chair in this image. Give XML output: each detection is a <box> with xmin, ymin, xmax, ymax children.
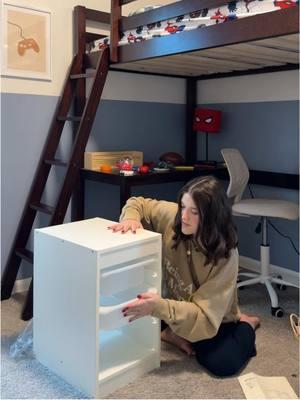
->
<box><xmin>221</xmin><ymin>148</ymin><xmax>299</xmax><ymax>317</ymax></box>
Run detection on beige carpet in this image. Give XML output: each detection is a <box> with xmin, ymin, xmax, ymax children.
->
<box><xmin>1</xmin><ymin>284</ymin><xmax>299</xmax><ymax>399</ymax></box>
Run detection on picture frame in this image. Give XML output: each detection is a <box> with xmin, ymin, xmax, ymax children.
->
<box><xmin>1</xmin><ymin>2</ymin><xmax>51</xmax><ymax>80</ymax></box>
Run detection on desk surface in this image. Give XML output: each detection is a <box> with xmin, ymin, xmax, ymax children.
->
<box><xmin>81</xmin><ymin>166</ymin><xmax>226</xmax><ymax>186</ymax></box>
<box><xmin>79</xmin><ymin>166</ymin><xmax>226</xmax><ymax>217</ymax></box>
<box><xmin>78</xmin><ymin>167</ymin><xmax>298</xmax><ymax>218</ymax></box>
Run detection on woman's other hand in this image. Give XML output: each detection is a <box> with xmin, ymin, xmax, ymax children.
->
<box><xmin>122</xmin><ymin>292</ymin><xmax>160</xmax><ymax>322</ymax></box>
<box><xmin>108</xmin><ymin>219</ymin><xmax>142</xmax><ymax>234</ymax></box>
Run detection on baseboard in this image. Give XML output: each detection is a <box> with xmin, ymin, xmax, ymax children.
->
<box><xmin>239</xmin><ymin>256</ymin><xmax>299</xmax><ymax>287</ymax></box>
<box><xmin>12</xmin><ymin>277</ymin><xmax>31</xmax><ymax>294</ymax></box>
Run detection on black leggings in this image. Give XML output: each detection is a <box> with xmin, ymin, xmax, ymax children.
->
<box><xmin>162</xmin><ymin>321</ymin><xmax>256</xmax><ymax>377</ymax></box>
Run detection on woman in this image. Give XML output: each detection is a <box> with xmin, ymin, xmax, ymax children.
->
<box><xmin>109</xmin><ymin>176</ymin><xmax>259</xmax><ymax>377</ymax></box>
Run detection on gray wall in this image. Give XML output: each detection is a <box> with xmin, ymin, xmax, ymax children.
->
<box><xmin>1</xmin><ymin>94</ymin><xmax>185</xmax><ymax>279</ymax></box>
<box><xmin>1</xmin><ymin>93</ymin><xmax>73</xmax><ymax>279</ymax></box>
<box><xmin>199</xmin><ymin>101</ymin><xmax>299</xmax><ymax>272</ymax></box>
<box><xmin>85</xmin><ymin>99</ymin><xmax>186</xmax><ymax>221</ymax></box>
<box><xmin>86</xmin><ymin>99</ymin><xmax>299</xmax><ymax>272</ymax></box>
<box><xmin>1</xmin><ymin>81</ymin><xmax>299</xmax><ymax>280</ymax></box>
<box><xmin>198</xmin><ymin>101</ymin><xmax>299</xmax><ymax>173</ymax></box>
<box><xmin>86</xmin><ymin>100</ymin><xmax>185</xmax><ymax>159</ymax></box>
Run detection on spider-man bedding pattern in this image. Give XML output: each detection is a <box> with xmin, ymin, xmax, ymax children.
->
<box><xmin>87</xmin><ymin>0</ymin><xmax>299</xmax><ymax>52</ymax></box>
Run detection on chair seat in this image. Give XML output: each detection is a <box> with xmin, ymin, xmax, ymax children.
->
<box><xmin>232</xmin><ymin>199</ymin><xmax>299</xmax><ymax>220</ymax></box>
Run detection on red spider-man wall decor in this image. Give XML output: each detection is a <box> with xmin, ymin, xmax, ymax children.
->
<box><xmin>193</xmin><ymin>108</ymin><xmax>222</xmax><ymax>165</ymax></box>
<box><xmin>193</xmin><ymin>108</ymin><xmax>222</xmax><ymax>133</ymax></box>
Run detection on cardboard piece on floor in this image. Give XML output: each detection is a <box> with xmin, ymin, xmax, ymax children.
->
<box><xmin>238</xmin><ymin>372</ymin><xmax>298</xmax><ymax>399</ymax></box>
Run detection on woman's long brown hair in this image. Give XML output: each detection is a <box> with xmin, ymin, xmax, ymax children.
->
<box><xmin>172</xmin><ymin>176</ymin><xmax>238</xmax><ymax>266</ymax></box>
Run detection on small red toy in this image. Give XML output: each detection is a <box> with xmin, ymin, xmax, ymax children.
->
<box><xmin>139</xmin><ymin>165</ymin><xmax>150</xmax><ymax>174</ymax></box>
<box><xmin>116</xmin><ymin>157</ymin><xmax>133</xmax><ymax>171</ymax></box>
<box><xmin>274</xmin><ymin>1</ymin><xmax>297</xmax><ymax>9</ymax></box>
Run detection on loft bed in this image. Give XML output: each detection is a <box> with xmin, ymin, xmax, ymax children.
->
<box><xmin>77</xmin><ymin>0</ymin><xmax>299</xmax><ymax>78</ymax></box>
<box><xmin>74</xmin><ymin>0</ymin><xmax>299</xmax><ymax>216</ymax></box>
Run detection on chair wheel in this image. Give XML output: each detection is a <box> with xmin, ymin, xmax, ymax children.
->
<box><xmin>271</xmin><ymin>307</ymin><xmax>284</xmax><ymax>318</ymax></box>
<box><xmin>276</xmin><ymin>275</ymin><xmax>287</xmax><ymax>290</ymax></box>
<box><xmin>237</xmin><ymin>279</ymin><xmax>245</xmax><ymax>290</ymax></box>
<box><xmin>276</xmin><ymin>283</ymin><xmax>287</xmax><ymax>290</ymax></box>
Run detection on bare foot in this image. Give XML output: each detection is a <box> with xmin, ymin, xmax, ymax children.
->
<box><xmin>161</xmin><ymin>327</ymin><xmax>195</xmax><ymax>356</ymax></box>
<box><xmin>240</xmin><ymin>313</ymin><xmax>260</xmax><ymax>331</ymax></box>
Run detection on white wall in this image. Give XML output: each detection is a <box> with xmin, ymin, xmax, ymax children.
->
<box><xmin>98</xmin><ymin>71</ymin><xmax>185</xmax><ymax>103</ymax></box>
<box><xmin>197</xmin><ymin>70</ymin><xmax>299</xmax><ymax>103</ymax></box>
<box><xmin>1</xmin><ymin>0</ymin><xmax>177</xmax><ymax>97</ymax></box>
<box><xmin>1</xmin><ymin>0</ymin><xmax>103</xmax><ymax>95</ymax></box>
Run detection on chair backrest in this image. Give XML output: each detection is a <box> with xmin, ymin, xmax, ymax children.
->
<box><xmin>221</xmin><ymin>148</ymin><xmax>250</xmax><ymax>203</ymax></box>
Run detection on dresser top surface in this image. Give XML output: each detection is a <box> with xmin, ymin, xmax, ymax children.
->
<box><xmin>35</xmin><ymin>217</ymin><xmax>160</xmax><ymax>251</ymax></box>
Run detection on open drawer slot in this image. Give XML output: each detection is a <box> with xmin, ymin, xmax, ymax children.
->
<box><xmin>99</xmin><ymin>257</ymin><xmax>156</xmax><ymax>296</ymax></box>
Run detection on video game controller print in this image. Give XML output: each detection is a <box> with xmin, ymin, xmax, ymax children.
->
<box><xmin>18</xmin><ymin>38</ymin><xmax>39</xmax><ymax>56</ymax></box>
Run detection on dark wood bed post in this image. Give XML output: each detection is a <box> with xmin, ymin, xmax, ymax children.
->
<box><xmin>74</xmin><ymin>6</ymin><xmax>86</xmax><ymax>57</ymax></box>
<box><xmin>72</xmin><ymin>5</ymin><xmax>87</xmax><ymax>221</ymax></box>
<box><xmin>110</xmin><ymin>0</ymin><xmax>121</xmax><ymax>62</ymax></box>
<box><xmin>73</xmin><ymin>5</ymin><xmax>87</xmax><ymax>114</ymax></box>
<box><xmin>185</xmin><ymin>78</ymin><xmax>197</xmax><ymax>165</ymax></box>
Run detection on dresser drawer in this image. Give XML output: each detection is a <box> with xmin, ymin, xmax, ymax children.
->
<box><xmin>100</xmin><ymin>257</ymin><xmax>156</xmax><ymax>296</ymax></box>
<box><xmin>99</xmin><ymin>239</ymin><xmax>160</xmax><ymax>270</ymax></box>
<box><xmin>99</xmin><ymin>287</ymin><xmax>158</xmax><ymax>331</ymax></box>
<box><xmin>99</xmin><ymin>296</ymin><xmax>133</xmax><ymax>331</ymax></box>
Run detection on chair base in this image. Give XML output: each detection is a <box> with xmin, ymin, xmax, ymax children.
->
<box><xmin>237</xmin><ymin>245</ymin><xmax>299</xmax><ymax>312</ymax></box>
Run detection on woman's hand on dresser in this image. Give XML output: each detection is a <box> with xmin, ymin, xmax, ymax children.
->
<box><xmin>122</xmin><ymin>292</ymin><xmax>160</xmax><ymax>322</ymax></box>
<box><xmin>108</xmin><ymin>219</ymin><xmax>142</xmax><ymax>234</ymax></box>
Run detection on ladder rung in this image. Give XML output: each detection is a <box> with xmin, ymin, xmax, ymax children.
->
<box><xmin>30</xmin><ymin>202</ymin><xmax>54</xmax><ymax>215</ymax></box>
<box><xmin>15</xmin><ymin>248</ymin><xmax>33</xmax><ymax>264</ymax></box>
<box><xmin>44</xmin><ymin>159</ymin><xmax>68</xmax><ymax>167</ymax></box>
<box><xmin>57</xmin><ymin>116</ymin><xmax>81</xmax><ymax>122</ymax></box>
<box><xmin>70</xmin><ymin>72</ymin><xmax>96</xmax><ymax>79</ymax></box>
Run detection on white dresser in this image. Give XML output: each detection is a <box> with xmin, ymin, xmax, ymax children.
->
<box><xmin>33</xmin><ymin>217</ymin><xmax>161</xmax><ymax>398</ymax></box>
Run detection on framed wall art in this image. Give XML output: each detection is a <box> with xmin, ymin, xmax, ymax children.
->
<box><xmin>1</xmin><ymin>3</ymin><xmax>51</xmax><ymax>80</ymax></box>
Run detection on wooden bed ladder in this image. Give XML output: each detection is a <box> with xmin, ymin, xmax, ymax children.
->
<box><xmin>1</xmin><ymin>47</ymin><xmax>110</xmax><ymax>320</ymax></box>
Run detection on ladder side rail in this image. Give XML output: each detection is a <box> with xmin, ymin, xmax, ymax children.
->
<box><xmin>30</xmin><ymin>56</ymin><xmax>82</xmax><ymax>203</ymax></box>
<box><xmin>74</xmin><ymin>6</ymin><xmax>87</xmax><ymax>56</ymax></box>
<box><xmin>22</xmin><ymin>48</ymin><xmax>109</xmax><ymax>320</ymax></box>
<box><xmin>1</xmin><ymin>56</ymin><xmax>81</xmax><ymax>300</ymax></box>
<box><xmin>21</xmin><ymin>49</ymin><xmax>110</xmax><ymax>318</ymax></box>
<box><xmin>110</xmin><ymin>0</ymin><xmax>121</xmax><ymax>63</ymax></box>
<box><xmin>50</xmin><ymin>48</ymin><xmax>110</xmax><ymax>226</ymax></box>
<box><xmin>73</xmin><ymin>3</ymin><xmax>87</xmax><ymax>125</ymax></box>
<box><xmin>72</xmin><ymin>6</ymin><xmax>87</xmax><ymax>221</ymax></box>
<box><xmin>21</xmin><ymin>279</ymin><xmax>33</xmax><ymax>320</ymax></box>
<box><xmin>22</xmin><ymin>55</ymin><xmax>81</xmax><ymax>207</ymax></box>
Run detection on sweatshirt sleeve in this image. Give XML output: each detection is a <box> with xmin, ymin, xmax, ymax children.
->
<box><xmin>151</xmin><ymin>249</ymin><xmax>240</xmax><ymax>342</ymax></box>
<box><xmin>120</xmin><ymin>196</ymin><xmax>177</xmax><ymax>234</ymax></box>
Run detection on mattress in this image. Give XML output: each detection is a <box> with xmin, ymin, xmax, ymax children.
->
<box><xmin>87</xmin><ymin>0</ymin><xmax>298</xmax><ymax>52</ymax></box>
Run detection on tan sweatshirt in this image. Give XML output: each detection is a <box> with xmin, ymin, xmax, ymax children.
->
<box><xmin>120</xmin><ymin>197</ymin><xmax>241</xmax><ymax>343</ymax></box>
